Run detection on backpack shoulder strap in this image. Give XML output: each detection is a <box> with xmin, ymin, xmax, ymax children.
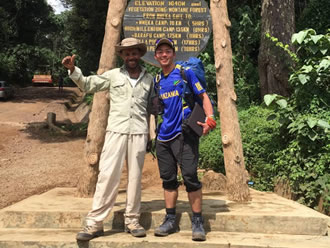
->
<box><xmin>179</xmin><ymin>65</ymin><xmax>187</xmax><ymax>83</ymax></box>
<box><xmin>154</xmin><ymin>73</ymin><xmax>162</xmax><ymax>95</ymax></box>
<box><xmin>155</xmin><ymin>73</ymin><xmax>161</xmax><ymax>84</ymax></box>
<box><xmin>178</xmin><ymin>65</ymin><xmax>194</xmax><ymax>98</ymax></box>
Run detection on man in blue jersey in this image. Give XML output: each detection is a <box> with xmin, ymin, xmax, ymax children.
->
<box><xmin>153</xmin><ymin>38</ymin><xmax>216</xmax><ymax>241</ymax></box>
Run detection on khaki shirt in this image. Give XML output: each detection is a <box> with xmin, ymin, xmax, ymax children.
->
<box><xmin>69</xmin><ymin>66</ymin><xmax>154</xmax><ymax>135</ymax></box>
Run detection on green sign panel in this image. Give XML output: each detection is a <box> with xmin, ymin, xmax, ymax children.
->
<box><xmin>123</xmin><ymin>0</ymin><xmax>212</xmax><ymax>66</ymax></box>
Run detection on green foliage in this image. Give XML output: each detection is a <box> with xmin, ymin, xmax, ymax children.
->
<box><xmin>0</xmin><ymin>0</ymin><xmax>62</xmax><ymax>85</ymax></box>
<box><xmin>230</xmin><ymin>4</ymin><xmax>261</xmax><ymax>107</ymax></box>
<box><xmin>199</xmin><ymin>52</ymin><xmax>217</xmax><ymax>100</ymax></box>
<box><xmin>263</xmin><ymin>29</ymin><xmax>330</xmax><ymax>214</ymax></box>
<box><xmin>273</xmin><ymin>142</ymin><xmax>330</xmax><ymax>213</ymax></box>
<box><xmin>49</xmin><ymin>11</ymin><xmax>77</xmax><ymax>80</ymax></box>
<box><xmin>198</xmin><ymin>105</ymin><xmax>282</xmax><ymax>192</ymax></box>
<box><xmin>0</xmin><ymin>44</ymin><xmax>55</xmax><ymax>84</ymax></box>
<box><xmin>265</xmin><ymin>33</ymin><xmax>299</xmax><ymax>63</ymax></box>
<box><xmin>296</xmin><ymin>0</ymin><xmax>330</xmax><ymax>34</ymax></box>
<box><xmin>199</xmin><ymin>119</ymin><xmax>224</xmax><ymax>174</ymax></box>
<box><xmin>0</xmin><ymin>0</ymin><xmax>56</xmax><ymax>46</ymax></box>
<box><xmin>65</xmin><ymin>0</ymin><xmax>107</xmax><ymax>74</ymax></box>
<box><xmin>83</xmin><ymin>93</ymin><xmax>94</xmax><ymax>105</ymax></box>
<box><xmin>142</xmin><ymin>61</ymin><xmax>161</xmax><ymax>76</ymax></box>
<box><xmin>239</xmin><ymin>106</ymin><xmax>282</xmax><ymax>191</ymax></box>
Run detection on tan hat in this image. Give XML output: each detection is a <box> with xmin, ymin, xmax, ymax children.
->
<box><xmin>115</xmin><ymin>37</ymin><xmax>147</xmax><ymax>56</ymax></box>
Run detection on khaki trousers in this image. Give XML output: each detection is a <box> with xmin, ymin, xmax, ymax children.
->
<box><xmin>85</xmin><ymin>131</ymin><xmax>148</xmax><ymax>227</ymax></box>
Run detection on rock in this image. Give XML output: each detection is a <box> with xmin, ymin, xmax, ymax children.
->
<box><xmin>201</xmin><ymin>170</ymin><xmax>227</xmax><ymax>191</ymax></box>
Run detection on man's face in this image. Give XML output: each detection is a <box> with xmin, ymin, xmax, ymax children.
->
<box><xmin>121</xmin><ymin>48</ymin><xmax>141</xmax><ymax>70</ymax></box>
<box><xmin>154</xmin><ymin>44</ymin><xmax>175</xmax><ymax>68</ymax></box>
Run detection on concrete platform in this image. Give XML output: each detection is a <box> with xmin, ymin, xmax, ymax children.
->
<box><xmin>1</xmin><ymin>187</ymin><xmax>329</xmax><ymax>235</ymax></box>
<box><xmin>0</xmin><ymin>229</ymin><xmax>330</xmax><ymax>248</ymax></box>
<box><xmin>0</xmin><ymin>187</ymin><xmax>329</xmax><ymax>248</ymax></box>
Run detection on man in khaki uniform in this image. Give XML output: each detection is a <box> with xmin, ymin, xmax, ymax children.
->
<box><xmin>62</xmin><ymin>38</ymin><xmax>154</xmax><ymax>240</ymax></box>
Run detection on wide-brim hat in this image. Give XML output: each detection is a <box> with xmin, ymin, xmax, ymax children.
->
<box><xmin>115</xmin><ymin>38</ymin><xmax>147</xmax><ymax>56</ymax></box>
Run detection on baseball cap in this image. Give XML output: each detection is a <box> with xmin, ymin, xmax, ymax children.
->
<box><xmin>155</xmin><ymin>38</ymin><xmax>175</xmax><ymax>51</ymax></box>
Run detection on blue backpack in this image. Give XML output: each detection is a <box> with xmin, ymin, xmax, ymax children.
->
<box><xmin>176</xmin><ymin>57</ymin><xmax>212</xmax><ymax>109</ymax></box>
<box><xmin>176</xmin><ymin>57</ymin><xmax>207</xmax><ymax>90</ymax></box>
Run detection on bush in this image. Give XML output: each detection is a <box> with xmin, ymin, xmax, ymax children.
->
<box><xmin>264</xmin><ymin>29</ymin><xmax>330</xmax><ymax>214</ymax></box>
<box><xmin>199</xmin><ymin>119</ymin><xmax>224</xmax><ymax>174</ymax></box>
<box><xmin>239</xmin><ymin>106</ymin><xmax>282</xmax><ymax>191</ymax></box>
<box><xmin>199</xmin><ymin>105</ymin><xmax>282</xmax><ymax>188</ymax></box>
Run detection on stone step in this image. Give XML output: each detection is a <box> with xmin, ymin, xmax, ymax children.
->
<box><xmin>0</xmin><ymin>188</ymin><xmax>329</xmax><ymax>236</ymax></box>
<box><xmin>1</xmin><ymin>208</ymin><xmax>328</xmax><ymax>236</ymax></box>
<box><xmin>0</xmin><ymin>228</ymin><xmax>329</xmax><ymax>248</ymax></box>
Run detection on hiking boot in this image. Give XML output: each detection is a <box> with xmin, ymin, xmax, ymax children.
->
<box><xmin>76</xmin><ymin>225</ymin><xmax>104</xmax><ymax>241</ymax></box>
<box><xmin>154</xmin><ymin>214</ymin><xmax>179</xmax><ymax>236</ymax></box>
<box><xmin>125</xmin><ymin>219</ymin><xmax>146</xmax><ymax>237</ymax></box>
<box><xmin>191</xmin><ymin>216</ymin><xmax>206</xmax><ymax>241</ymax></box>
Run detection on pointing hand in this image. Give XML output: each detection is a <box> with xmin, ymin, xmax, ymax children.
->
<box><xmin>62</xmin><ymin>55</ymin><xmax>76</xmax><ymax>73</ymax></box>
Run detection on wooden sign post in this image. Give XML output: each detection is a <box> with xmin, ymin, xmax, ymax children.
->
<box><xmin>76</xmin><ymin>0</ymin><xmax>128</xmax><ymax>197</ymax></box>
<box><xmin>210</xmin><ymin>0</ymin><xmax>250</xmax><ymax>201</ymax></box>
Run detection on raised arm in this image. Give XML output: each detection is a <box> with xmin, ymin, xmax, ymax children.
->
<box><xmin>61</xmin><ymin>54</ymin><xmax>111</xmax><ymax>93</ymax></box>
<box><xmin>62</xmin><ymin>54</ymin><xmax>76</xmax><ymax>74</ymax></box>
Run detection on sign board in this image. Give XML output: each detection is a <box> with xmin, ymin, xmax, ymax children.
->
<box><xmin>123</xmin><ymin>0</ymin><xmax>212</xmax><ymax>66</ymax></box>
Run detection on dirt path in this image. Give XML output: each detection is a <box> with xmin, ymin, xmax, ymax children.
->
<box><xmin>0</xmin><ymin>86</ymin><xmax>161</xmax><ymax>209</ymax></box>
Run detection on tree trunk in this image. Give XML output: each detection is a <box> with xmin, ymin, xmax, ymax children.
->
<box><xmin>258</xmin><ymin>0</ymin><xmax>295</xmax><ymax>98</ymax></box>
<box><xmin>210</xmin><ymin>0</ymin><xmax>250</xmax><ymax>202</ymax></box>
<box><xmin>76</xmin><ymin>0</ymin><xmax>128</xmax><ymax>197</ymax></box>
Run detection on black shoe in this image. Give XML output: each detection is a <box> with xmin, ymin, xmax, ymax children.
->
<box><xmin>191</xmin><ymin>216</ymin><xmax>206</xmax><ymax>241</ymax></box>
<box><xmin>154</xmin><ymin>214</ymin><xmax>179</xmax><ymax>236</ymax></box>
<box><xmin>76</xmin><ymin>225</ymin><xmax>104</xmax><ymax>241</ymax></box>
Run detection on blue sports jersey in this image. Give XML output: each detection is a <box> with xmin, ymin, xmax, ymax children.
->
<box><xmin>155</xmin><ymin>64</ymin><xmax>205</xmax><ymax>141</ymax></box>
